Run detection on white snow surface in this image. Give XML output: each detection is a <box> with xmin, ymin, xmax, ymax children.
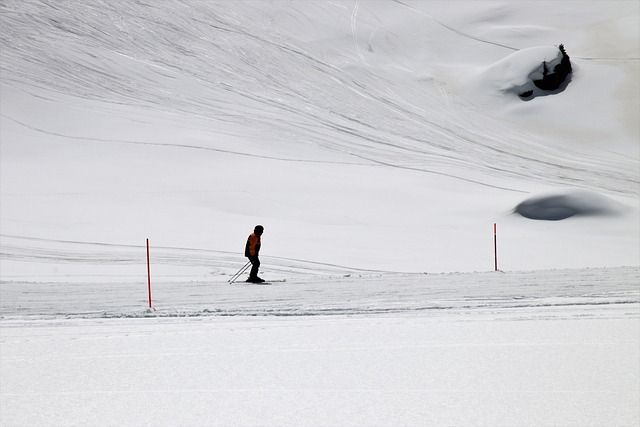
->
<box><xmin>1</xmin><ymin>1</ymin><xmax>639</xmax><ymax>426</ymax></box>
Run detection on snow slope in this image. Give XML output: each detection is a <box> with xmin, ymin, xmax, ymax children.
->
<box><xmin>1</xmin><ymin>1</ymin><xmax>639</xmax><ymax>426</ymax></box>
<box><xmin>1</xmin><ymin>0</ymin><xmax>638</xmax><ymax>275</ymax></box>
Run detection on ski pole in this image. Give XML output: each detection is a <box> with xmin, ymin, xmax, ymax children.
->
<box><xmin>230</xmin><ymin>261</ymin><xmax>251</xmax><ymax>283</ymax></box>
<box><xmin>228</xmin><ymin>261</ymin><xmax>250</xmax><ymax>283</ymax></box>
<box><xmin>228</xmin><ymin>260</ymin><xmax>251</xmax><ymax>283</ymax></box>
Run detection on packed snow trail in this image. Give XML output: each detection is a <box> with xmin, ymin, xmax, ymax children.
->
<box><xmin>2</xmin><ymin>267</ymin><xmax>638</xmax><ymax>321</ymax></box>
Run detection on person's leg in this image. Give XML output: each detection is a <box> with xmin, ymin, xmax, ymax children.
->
<box><xmin>248</xmin><ymin>256</ymin><xmax>260</xmax><ymax>281</ymax></box>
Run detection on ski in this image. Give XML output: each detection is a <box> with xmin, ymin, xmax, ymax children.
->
<box><xmin>232</xmin><ymin>279</ymin><xmax>287</xmax><ymax>285</ymax></box>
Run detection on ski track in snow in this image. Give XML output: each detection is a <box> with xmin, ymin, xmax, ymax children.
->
<box><xmin>3</xmin><ymin>233</ymin><xmax>638</xmax><ymax>323</ymax></box>
<box><xmin>0</xmin><ymin>233</ymin><xmax>378</xmax><ymax>276</ymax></box>
<box><xmin>1</xmin><ymin>264</ymin><xmax>638</xmax><ymax>321</ymax></box>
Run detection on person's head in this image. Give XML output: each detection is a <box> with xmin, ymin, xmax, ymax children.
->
<box><xmin>254</xmin><ymin>225</ymin><xmax>264</xmax><ymax>236</ymax></box>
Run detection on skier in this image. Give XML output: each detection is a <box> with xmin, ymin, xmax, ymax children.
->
<box><xmin>244</xmin><ymin>225</ymin><xmax>265</xmax><ymax>283</ymax></box>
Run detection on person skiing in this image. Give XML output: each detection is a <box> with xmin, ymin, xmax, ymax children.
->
<box><xmin>244</xmin><ymin>225</ymin><xmax>264</xmax><ymax>283</ymax></box>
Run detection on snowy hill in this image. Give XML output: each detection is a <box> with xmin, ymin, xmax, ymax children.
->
<box><xmin>1</xmin><ymin>2</ymin><xmax>639</xmax><ymax>426</ymax></box>
<box><xmin>1</xmin><ymin>0</ymin><xmax>638</xmax><ymax>276</ymax></box>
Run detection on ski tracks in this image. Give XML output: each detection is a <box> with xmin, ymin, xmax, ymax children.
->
<box><xmin>1</xmin><ymin>265</ymin><xmax>638</xmax><ymax>321</ymax></box>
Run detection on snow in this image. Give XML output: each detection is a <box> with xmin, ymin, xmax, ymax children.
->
<box><xmin>2</xmin><ymin>268</ymin><xmax>639</xmax><ymax>426</ymax></box>
<box><xmin>1</xmin><ymin>0</ymin><xmax>639</xmax><ymax>425</ymax></box>
<box><xmin>468</xmin><ymin>45</ymin><xmax>565</xmax><ymax>96</ymax></box>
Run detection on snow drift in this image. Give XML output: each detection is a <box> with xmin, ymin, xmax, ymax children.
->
<box><xmin>471</xmin><ymin>45</ymin><xmax>572</xmax><ymax>98</ymax></box>
<box><xmin>515</xmin><ymin>188</ymin><xmax>626</xmax><ymax>220</ymax></box>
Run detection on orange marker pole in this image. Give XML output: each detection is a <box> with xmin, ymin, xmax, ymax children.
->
<box><xmin>146</xmin><ymin>238</ymin><xmax>152</xmax><ymax>308</ymax></box>
<box><xmin>493</xmin><ymin>223</ymin><xmax>498</xmax><ymax>272</ymax></box>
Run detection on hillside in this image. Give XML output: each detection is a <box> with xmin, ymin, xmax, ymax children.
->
<box><xmin>1</xmin><ymin>0</ymin><xmax>638</xmax><ymax>276</ymax></box>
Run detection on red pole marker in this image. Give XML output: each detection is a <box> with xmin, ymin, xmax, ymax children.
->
<box><xmin>493</xmin><ymin>223</ymin><xmax>498</xmax><ymax>272</ymax></box>
<box><xmin>146</xmin><ymin>238</ymin><xmax>152</xmax><ymax>308</ymax></box>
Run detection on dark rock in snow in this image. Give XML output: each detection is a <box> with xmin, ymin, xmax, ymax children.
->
<box><xmin>471</xmin><ymin>45</ymin><xmax>573</xmax><ymax>100</ymax></box>
<box><xmin>531</xmin><ymin>44</ymin><xmax>572</xmax><ymax>92</ymax></box>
